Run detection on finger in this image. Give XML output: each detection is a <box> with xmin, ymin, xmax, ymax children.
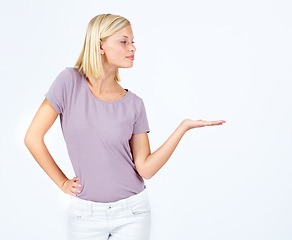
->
<box><xmin>73</xmin><ymin>182</ymin><xmax>82</xmax><ymax>188</ymax></box>
<box><xmin>209</xmin><ymin>121</ymin><xmax>220</xmax><ymax>126</ymax></box>
<box><xmin>73</xmin><ymin>188</ymin><xmax>81</xmax><ymax>193</ymax></box>
<box><xmin>69</xmin><ymin>192</ymin><xmax>77</xmax><ymax>197</ymax></box>
<box><xmin>72</xmin><ymin>185</ymin><xmax>81</xmax><ymax>190</ymax></box>
<box><xmin>71</xmin><ymin>190</ymin><xmax>78</xmax><ymax>196</ymax></box>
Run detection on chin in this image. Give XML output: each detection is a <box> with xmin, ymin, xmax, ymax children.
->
<box><xmin>119</xmin><ymin>64</ymin><xmax>134</xmax><ymax>69</ymax></box>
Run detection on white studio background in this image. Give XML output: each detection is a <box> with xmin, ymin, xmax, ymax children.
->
<box><xmin>1</xmin><ymin>0</ymin><xmax>291</xmax><ymax>239</ymax></box>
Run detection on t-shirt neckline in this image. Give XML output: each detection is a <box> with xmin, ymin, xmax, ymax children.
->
<box><xmin>81</xmin><ymin>71</ymin><xmax>130</xmax><ymax>104</ymax></box>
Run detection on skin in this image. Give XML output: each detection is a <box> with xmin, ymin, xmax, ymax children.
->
<box><xmin>85</xmin><ymin>24</ymin><xmax>136</xmax><ymax>101</ymax></box>
<box><xmin>24</xmin><ymin>24</ymin><xmax>226</xmax><ymax>197</ymax></box>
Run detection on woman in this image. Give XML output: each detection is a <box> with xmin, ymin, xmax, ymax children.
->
<box><xmin>24</xmin><ymin>13</ymin><xmax>226</xmax><ymax>240</ymax></box>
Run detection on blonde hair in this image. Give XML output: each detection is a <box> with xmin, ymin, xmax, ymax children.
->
<box><xmin>74</xmin><ymin>14</ymin><xmax>131</xmax><ymax>82</ymax></box>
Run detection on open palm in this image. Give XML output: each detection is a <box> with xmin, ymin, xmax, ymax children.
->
<box><xmin>183</xmin><ymin>119</ymin><xmax>226</xmax><ymax>131</ymax></box>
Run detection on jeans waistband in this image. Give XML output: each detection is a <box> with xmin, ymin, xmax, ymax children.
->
<box><xmin>70</xmin><ymin>187</ymin><xmax>149</xmax><ymax>212</ymax></box>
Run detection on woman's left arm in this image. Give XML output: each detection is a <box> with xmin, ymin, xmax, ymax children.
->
<box><xmin>130</xmin><ymin>119</ymin><xmax>226</xmax><ymax>180</ymax></box>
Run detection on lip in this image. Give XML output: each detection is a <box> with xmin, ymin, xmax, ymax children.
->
<box><xmin>126</xmin><ymin>55</ymin><xmax>134</xmax><ymax>60</ymax></box>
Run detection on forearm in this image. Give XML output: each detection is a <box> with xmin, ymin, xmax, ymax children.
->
<box><xmin>144</xmin><ymin>121</ymin><xmax>187</xmax><ymax>179</ymax></box>
<box><xmin>24</xmin><ymin>138</ymin><xmax>68</xmax><ymax>189</ymax></box>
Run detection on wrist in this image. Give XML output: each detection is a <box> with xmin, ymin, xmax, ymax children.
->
<box><xmin>180</xmin><ymin>119</ymin><xmax>189</xmax><ymax>132</ymax></box>
<box><xmin>60</xmin><ymin>178</ymin><xmax>69</xmax><ymax>189</ymax></box>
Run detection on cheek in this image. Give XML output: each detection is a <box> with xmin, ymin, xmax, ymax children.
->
<box><xmin>107</xmin><ymin>46</ymin><xmax>126</xmax><ymax>60</ymax></box>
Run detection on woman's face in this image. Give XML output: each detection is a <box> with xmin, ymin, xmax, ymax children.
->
<box><xmin>100</xmin><ymin>24</ymin><xmax>136</xmax><ymax>69</ymax></box>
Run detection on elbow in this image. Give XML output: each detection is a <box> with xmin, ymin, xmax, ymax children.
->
<box><xmin>24</xmin><ymin>134</ymin><xmax>31</xmax><ymax>147</ymax></box>
<box><xmin>24</xmin><ymin>132</ymin><xmax>43</xmax><ymax>147</ymax></box>
<box><xmin>24</xmin><ymin>131</ymin><xmax>34</xmax><ymax>147</ymax></box>
<box><xmin>142</xmin><ymin>168</ymin><xmax>153</xmax><ymax>180</ymax></box>
<box><xmin>141</xmin><ymin>157</ymin><xmax>153</xmax><ymax>180</ymax></box>
<box><xmin>143</xmin><ymin>175</ymin><xmax>152</xmax><ymax>180</ymax></box>
<box><xmin>138</xmin><ymin>168</ymin><xmax>152</xmax><ymax>180</ymax></box>
<box><xmin>137</xmin><ymin>166</ymin><xmax>151</xmax><ymax>180</ymax></box>
<box><xmin>136</xmin><ymin>158</ymin><xmax>152</xmax><ymax>180</ymax></box>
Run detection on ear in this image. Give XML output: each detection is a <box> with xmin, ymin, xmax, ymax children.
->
<box><xmin>99</xmin><ymin>40</ymin><xmax>105</xmax><ymax>55</ymax></box>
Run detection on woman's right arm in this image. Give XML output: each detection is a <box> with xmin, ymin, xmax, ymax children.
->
<box><xmin>24</xmin><ymin>98</ymin><xmax>82</xmax><ymax>197</ymax></box>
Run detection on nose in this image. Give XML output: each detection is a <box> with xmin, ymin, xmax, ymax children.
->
<box><xmin>129</xmin><ymin>43</ymin><xmax>136</xmax><ymax>52</ymax></box>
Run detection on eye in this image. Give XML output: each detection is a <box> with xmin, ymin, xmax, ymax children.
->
<box><xmin>121</xmin><ymin>41</ymin><xmax>135</xmax><ymax>44</ymax></box>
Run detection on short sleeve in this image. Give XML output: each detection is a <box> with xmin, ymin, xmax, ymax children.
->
<box><xmin>44</xmin><ymin>68</ymin><xmax>71</xmax><ymax>115</ymax></box>
<box><xmin>133</xmin><ymin>99</ymin><xmax>150</xmax><ymax>134</ymax></box>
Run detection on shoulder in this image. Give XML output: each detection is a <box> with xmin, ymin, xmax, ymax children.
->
<box><xmin>52</xmin><ymin>67</ymin><xmax>73</xmax><ymax>85</ymax></box>
<box><xmin>61</xmin><ymin>67</ymin><xmax>82</xmax><ymax>80</ymax></box>
<box><xmin>128</xmin><ymin>90</ymin><xmax>144</xmax><ymax>104</ymax></box>
<box><xmin>127</xmin><ymin>91</ymin><xmax>148</xmax><ymax>113</ymax></box>
<box><xmin>66</xmin><ymin>66</ymin><xmax>82</xmax><ymax>75</ymax></box>
<box><xmin>54</xmin><ymin>67</ymin><xmax>82</xmax><ymax>88</ymax></box>
<box><xmin>56</xmin><ymin>66</ymin><xmax>83</xmax><ymax>79</ymax></box>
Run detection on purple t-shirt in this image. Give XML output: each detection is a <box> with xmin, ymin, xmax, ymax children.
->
<box><xmin>44</xmin><ymin>67</ymin><xmax>150</xmax><ymax>203</ymax></box>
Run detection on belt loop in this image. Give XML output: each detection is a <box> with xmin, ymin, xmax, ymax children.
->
<box><xmin>88</xmin><ymin>201</ymin><xmax>92</xmax><ymax>215</ymax></box>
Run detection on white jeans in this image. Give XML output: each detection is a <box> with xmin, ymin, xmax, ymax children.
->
<box><xmin>67</xmin><ymin>188</ymin><xmax>151</xmax><ymax>240</ymax></box>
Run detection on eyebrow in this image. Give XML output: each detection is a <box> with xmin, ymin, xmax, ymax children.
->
<box><xmin>119</xmin><ymin>36</ymin><xmax>134</xmax><ymax>39</ymax></box>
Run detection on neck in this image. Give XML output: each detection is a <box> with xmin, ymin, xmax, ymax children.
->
<box><xmin>86</xmin><ymin>66</ymin><xmax>119</xmax><ymax>92</ymax></box>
